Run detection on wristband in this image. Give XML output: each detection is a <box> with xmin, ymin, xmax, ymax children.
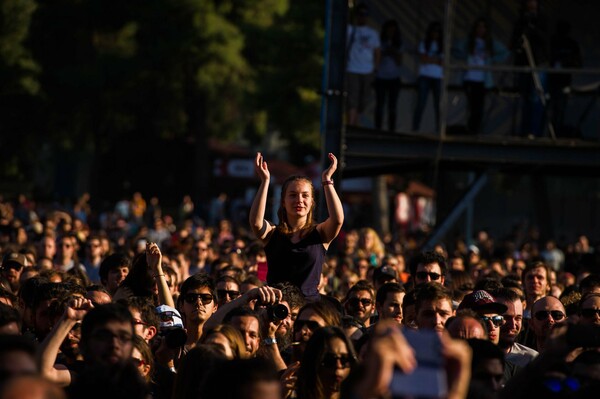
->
<box><xmin>263</xmin><ymin>337</ymin><xmax>277</xmax><ymax>345</ymax></box>
<box><xmin>153</xmin><ymin>274</ymin><xmax>165</xmax><ymax>278</ymax></box>
<box><xmin>322</xmin><ymin>180</ymin><xmax>334</xmax><ymax>186</ymax></box>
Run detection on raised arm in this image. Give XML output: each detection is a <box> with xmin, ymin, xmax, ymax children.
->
<box><xmin>37</xmin><ymin>297</ymin><xmax>93</xmax><ymax>387</ymax></box>
<box><xmin>147</xmin><ymin>242</ymin><xmax>175</xmax><ymax>308</ymax></box>
<box><xmin>317</xmin><ymin>153</ymin><xmax>344</xmax><ymax>247</ymax></box>
<box><xmin>205</xmin><ymin>286</ymin><xmax>282</xmax><ymax>329</ymax></box>
<box><xmin>249</xmin><ymin>152</ymin><xmax>276</xmax><ymax>240</ymax></box>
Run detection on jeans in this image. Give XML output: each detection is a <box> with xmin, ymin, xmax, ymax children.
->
<box><xmin>412</xmin><ymin>76</ymin><xmax>441</xmax><ymax>132</ymax></box>
<box><xmin>464</xmin><ymin>81</ymin><xmax>485</xmax><ymax>134</ymax></box>
<box><xmin>519</xmin><ymin>71</ymin><xmax>547</xmax><ymax>137</ymax></box>
<box><xmin>374</xmin><ymin>78</ymin><xmax>401</xmax><ymax>131</ymax></box>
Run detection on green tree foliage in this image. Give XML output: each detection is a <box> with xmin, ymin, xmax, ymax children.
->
<box><xmin>0</xmin><ymin>0</ymin><xmax>39</xmax><ymax>181</ymax></box>
<box><xmin>0</xmin><ymin>0</ymin><xmax>326</xmax><ymax>197</ymax></box>
<box><xmin>0</xmin><ymin>0</ymin><xmax>39</xmax><ymax>96</ymax></box>
<box><xmin>27</xmin><ymin>0</ymin><xmax>252</xmax><ymax>148</ymax></box>
<box><xmin>231</xmin><ymin>0</ymin><xmax>325</xmax><ymax>149</ymax></box>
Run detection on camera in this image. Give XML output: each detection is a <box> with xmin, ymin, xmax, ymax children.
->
<box><xmin>155</xmin><ymin>305</ymin><xmax>187</xmax><ymax>349</ymax></box>
<box><xmin>161</xmin><ymin>327</ymin><xmax>188</xmax><ymax>349</ymax></box>
<box><xmin>266</xmin><ymin>303</ymin><xmax>289</xmax><ymax>322</ymax></box>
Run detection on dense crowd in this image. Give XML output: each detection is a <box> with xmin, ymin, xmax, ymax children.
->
<box><xmin>0</xmin><ymin>184</ymin><xmax>598</xmax><ymax>399</ymax></box>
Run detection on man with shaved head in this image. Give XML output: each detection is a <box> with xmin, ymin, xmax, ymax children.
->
<box><xmin>529</xmin><ymin>296</ymin><xmax>566</xmax><ymax>353</ymax></box>
<box><xmin>446</xmin><ymin>310</ymin><xmax>488</xmax><ymax>340</ymax></box>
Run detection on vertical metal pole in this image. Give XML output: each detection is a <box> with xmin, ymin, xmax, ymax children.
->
<box><xmin>423</xmin><ymin>174</ymin><xmax>488</xmax><ymax>250</ymax></box>
<box><xmin>465</xmin><ymin>172</ymin><xmax>475</xmax><ymax>245</ymax></box>
<box><xmin>319</xmin><ymin>0</ymin><xmax>347</xmax><ymax>221</ymax></box>
<box><xmin>439</xmin><ymin>0</ymin><xmax>456</xmax><ymax>138</ymax></box>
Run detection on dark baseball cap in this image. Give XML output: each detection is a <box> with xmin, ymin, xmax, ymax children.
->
<box><xmin>374</xmin><ymin>265</ymin><xmax>398</xmax><ymax>282</ymax></box>
<box><xmin>1</xmin><ymin>252</ymin><xmax>27</xmax><ymax>270</ymax></box>
<box><xmin>458</xmin><ymin>290</ymin><xmax>507</xmax><ymax>314</ymax></box>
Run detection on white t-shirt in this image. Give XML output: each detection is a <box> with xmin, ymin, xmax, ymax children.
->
<box><xmin>418</xmin><ymin>41</ymin><xmax>443</xmax><ymax>79</ymax></box>
<box><xmin>464</xmin><ymin>38</ymin><xmax>487</xmax><ymax>82</ymax></box>
<box><xmin>346</xmin><ymin>25</ymin><xmax>380</xmax><ymax>74</ymax></box>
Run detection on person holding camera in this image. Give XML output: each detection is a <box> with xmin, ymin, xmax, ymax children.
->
<box><xmin>249</xmin><ymin>152</ymin><xmax>344</xmax><ymax>302</ymax></box>
<box><xmin>205</xmin><ymin>285</ymin><xmax>294</xmax><ymax>370</ymax></box>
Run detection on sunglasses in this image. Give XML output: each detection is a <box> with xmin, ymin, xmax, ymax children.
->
<box><xmin>183</xmin><ymin>293</ymin><xmax>214</xmax><ymax>305</ymax></box>
<box><xmin>132</xmin><ymin>357</ymin><xmax>146</xmax><ymax>367</ymax></box>
<box><xmin>415</xmin><ymin>271</ymin><xmax>441</xmax><ymax>281</ymax></box>
<box><xmin>217</xmin><ymin>289</ymin><xmax>240</xmax><ymax>299</ymax></box>
<box><xmin>158</xmin><ymin>311</ymin><xmax>179</xmax><ymax>324</ymax></box>
<box><xmin>91</xmin><ymin>329</ymin><xmax>133</xmax><ymax>344</ymax></box>
<box><xmin>347</xmin><ymin>297</ymin><xmax>373</xmax><ymax>307</ymax></box>
<box><xmin>543</xmin><ymin>377</ymin><xmax>581</xmax><ymax>394</ymax></box>
<box><xmin>480</xmin><ymin>315</ymin><xmax>505</xmax><ymax>327</ymax></box>
<box><xmin>580</xmin><ymin>308</ymin><xmax>600</xmax><ymax>318</ymax></box>
<box><xmin>71</xmin><ymin>322</ymin><xmax>82</xmax><ymax>333</ymax></box>
<box><xmin>321</xmin><ymin>353</ymin><xmax>353</xmax><ymax>369</ymax></box>
<box><xmin>3</xmin><ymin>263</ymin><xmax>23</xmax><ymax>272</ymax></box>
<box><xmin>534</xmin><ymin>310</ymin><xmax>565</xmax><ymax>321</ymax></box>
<box><xmin>133</xmin><ymin>318</ymin><xmax>148</xmax><ymax>327</ymax></box>
<box><xmin>294</xmin><ymin>319</ymin><xmax>322</xmax><ymax>333</ymax></box>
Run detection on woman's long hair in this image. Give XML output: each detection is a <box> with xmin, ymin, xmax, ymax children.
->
<box><xmin>200</xmin><ymin>324</ymin><xmax>248</xmax><ymax>359</ymax></box>
<box><xmin>119</xmin><ymin>252</ymin><xmax>155</xmax><ymax>299</ymax></box>
<box><xmin>132</xmin><ymin>335</ymin><xmax>154</xmax><ymax>384</ymax></box>
<box><xmin>468</xmin><ymin>18</ymin><xmax>494</xmax><ymax>58</ymax></box>
<box><xmin>356</xmin><ymin>227</ymin><xmax>385</xmax><ymax>262</ymax></box>
<box><xmin>276</xmin><ymin>175</ymin><xmax>317</xmax><ymax>236</ymax></box>
<box><xmin>380</xmin><ymin>19</ymin><xmax>401</xmax><ymax>48</ymax></box>
<box><xmin>296</xmin><ymin>326</ymin><xmax>357</xmax><ymax>399</ymax></box>
<box><xmin>424</xmin><ymin>21</ymin><xmax>443</xmax><ymax>54</ymax></box>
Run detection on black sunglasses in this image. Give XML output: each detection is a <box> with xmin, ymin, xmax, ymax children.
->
<box><xmin>480</xmin><ymin>315</ymin><xmax>505</xmax><ymax>327</ymax></box>
<box><xmin>321</xmin><ymin>353</ymin><xmax>353</xmax><ymax>369</ymax></box>
<box><xmin>294</xmin><ymin>319</ymin><xmax>322</xmax><ymax>333</ymax></box>
<box><xmin>183</xmin><ymin>293</ymin><xmax>214</xmax><ymax>305</ymax></box>
<box><xmin>534</xmin><ymin>310</ymin><xmax>565</xmax><ymax>321</ymax></box>
<box><xmin>2</xmin><ymin>263</ymin><xmax>23</xmax><ymax>272</ymax></box>
<box><xmin>415</xmin><ymin>271</ymin><xmax>441</xmax><ymax>281</ymax></box>
<box><xmin>580</xmin><ymin>308</ymin><xmax>600</xmax><ymax>318</ymax></box>
<box><xmin>91</xmin><ymin>329</ymin><xmax>133</xmax><ymax>344</ymax></box>
<box><xmin>217</xmin><ymin>289</ymin><xmax>240</xmax><ymax>299</ymax></box>
<box><xmin>347</xmin><ymin>297</ymin><xmax>373</xmax><ymax>307</ymax></box>
<box><xmin>158</xmin><ymin>311</ymin><xmax>179</xmax><ymax>322</ymax></box>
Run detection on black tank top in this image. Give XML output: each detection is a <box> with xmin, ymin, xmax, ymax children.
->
<box><xmin>264</xmin><ymin>228</ymin><xmax>325</xmax><ymax>301</ymax></box>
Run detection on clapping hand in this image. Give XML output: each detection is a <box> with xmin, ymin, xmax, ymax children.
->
<box><xmin>255</xmin><ymin>152</ymin><xmax>270</xmax><ymax>182</ymax></box>
<box><xmin>322</xmin><ymin>153</ymin><xmax>338</xmax><ymax>182</ymax></box>
<box><xmin>146</xmin><ymin>242</ymin><xmax>162</xmax><ymax>271</ymax></box>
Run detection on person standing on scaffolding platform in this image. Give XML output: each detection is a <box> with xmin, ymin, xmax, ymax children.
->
<box><xmin>511</xmin><ymin>0</ymin><xmax>549</xmax><ymax>138</ymax></box>
<box><xmin>454</xmin><ymin>18</ymin><xmax>509</xmax><ymax>134</ymax></box>
<box><xmin>548</xmin><ymin>20</ymin><xmax>582</xmax><ymax>137</ymax></box>
<box><xmin>412</xmin><ymin>21</ymin><xmax>444</xmax><ymax>133</ymax></box>
<box><xmin>345</xmin><ymin>3</ymin><xmax>380</xmax><ymax>127</ymax></box>
<box><xmin>374</xmin><ymin>20</ymin><xmax>402</xmax><ymax>132</ymax></box>
<box><xmin>249</xmin><ymin>153</ymin><xmax>344</xmax><ymax>301</ymax></box>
